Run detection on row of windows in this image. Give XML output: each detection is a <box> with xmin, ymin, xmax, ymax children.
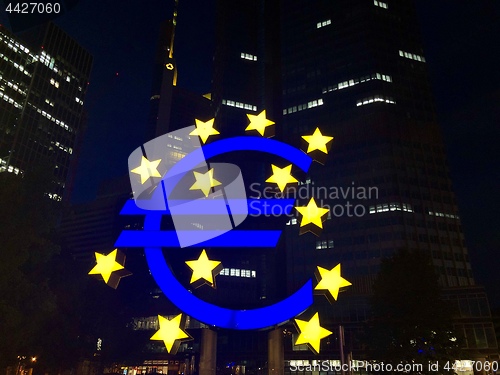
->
<box><xmin>0</xmin><ymin>90</ymin><xmax>22</xmax><ymax>108</ymax></box>
<box><xmin>31</xmin><ymin>103</ymin><xmax>73</xmax><ymax>132</ymax></box>
<box><xmin>167</xmin><ymin>133</ymin><xmax>184</xmax><ymax>141</ymax></box>
<box><xmin>0</xmin><ymin>52</ymin><xmax>30</xmax><ymax>77</ymax></box>
<box><xmin>49</xmin><ymin>78</ymin><xmax>59</xmax><ymax>88</ymax></box>
<box><xmin>240</xmin><ymin>52</ymin><xmax>257</xmax><ymax>61</ymax></box>
<box><xmin>316</xmin><ymin>239</ymin><xmax>335</xmax><ymax>249</ymax></box>
<box><xmin>221</xmin><ymin>99</ymin><xmax>257</xmax><ymax>111</ymax></box>
<box><xmin>283</xmin><ymin>98</ymin><xmax>323</xmax><ymax>115</ymax></box>
<box><xmin>373</xmin><ymin>0</ymin><xmax>388</xmax><ymax>9</ymax></box>
<box><xmin>51</xmin><ymin>140</ymin><xmax>73</xmax><ymax>154</ymax></box>
<box><xmin>0</xmin><ymin>157</ymin><xmax>22</xmax><ymax>175</ymax></box>
<box><xmin>1</xmin><ymin>76</ymin><xmax>27</xmax><ymax>95</ymax></box>
<box><xmin>316</xmin><ymin>19</ymin><xmax>332</xmax><ymax>29</ymax></box>
<box><xmin>369</xmin><ymin>202</ymin><xmax>413</xmax><ymax>214</ymax></box>
<box><xmin>0</xmin><ymin>33</ymin><xmax>30</xmax><ymax>55</ymax></box>
<box><xmin>47</xmin><ymin>192</ymin><xmax>62</xmax><ymax>201</ymax></box>
<box><xmin>219</xmin><ymin>268</ymin><xmax>256</xmax><ymax>278</ymax></box>
<box><xmin>356</xmin><ymin>95</ymin><xmax>395</xmax><ymax>107</ymax></box>
<box><xmin>322</xmin><ymin>72</ymin><xmax>392</xmax><ymax>94</ymax></box>
<box><xmin>289</xmin><ymin>360</ymin><xmax>368</xmax><ymax>368</ymax></box>
<box><xmin>429</xmin><ymin>211</ymin><xmax>459</xmax><ymax>220</ymax></box>
<box><xmin>399</xmin><ymin>50</ymin><xmax>426</xmax><ymax>62</ymax></box>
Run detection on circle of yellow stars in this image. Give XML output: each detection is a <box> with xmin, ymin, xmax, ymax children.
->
<box><xmin>93</xmin><ymin>109</ymin><xmax>352</xmax><ymax>354</ymax></box>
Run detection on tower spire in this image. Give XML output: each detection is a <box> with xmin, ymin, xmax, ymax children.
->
<box><xmin>168</xmin><ymin>0</ymin><xmax>179</xmax><ymax>59</ymax></box>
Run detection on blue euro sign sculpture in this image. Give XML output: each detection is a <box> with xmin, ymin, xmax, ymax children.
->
<box><xmin>116</xmin><ymin>125</ymin><xmax>315</xmax><ymax>329</ymax></box>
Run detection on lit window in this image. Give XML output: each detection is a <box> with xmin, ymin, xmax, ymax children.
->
<box><xmin>323</xmin><ymin>72</ymin><xmax>392</xmax><ymax>93</ymax></box>
<box><xmin>399</xmin><ymin>50</ymin><xmax>426</xmax><ymax>63</ymax></box>
<box><xmin>315</xmin><ymin>240</ymin><xmax>329</xmax><ymax>250</ymax></box>
<box><xmin>220</xmin><ymin>267</ymin><xmax>257</xmax><ymax>278</ymax></box>
<box><xmin>50</xmin><ymin>78</ymin><xmax>59</xmax><ymax>88</ymax></box>
<box><xmin>374</xmin><ymin>0</ymin><xmax>388</xmax><ymax>9</ymax></box>
<box><xmin>316</xmin><ymin>19</ymin><xmax>332</xmax><ymax>29</ymax></box>
<box><xmin>356</xmin><ymin>95</ymin><xmax>396</xmax><ymax>107</ymax></box>
<box><xmin>428</xmin><ymin>211</ymin><xmax>459</xmax><ymax>220</ymax></box>
<box><xmin>369</xmin><ymin>202</ymin><xmax>413</xmax><ymax>214</ymax></box>
<box><xmin>241</xmin><ymin>52</ymin><xmax>257</xmax><ymax>61</ymax></box>
<box><xmin>283</xmin><ymin>97</ymin><xmax>324</xmax><ymax>115</ymax></box>
<box><xmin>222</xmin><ymin>98</ymin><xmax>257</xmax><ymax>112</ymax></box>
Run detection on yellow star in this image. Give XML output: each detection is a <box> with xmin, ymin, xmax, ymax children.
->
<box><xmin>189</xmin><ymin>168</ymin><xmax>222</xmax><ymax>197</ymax></box>
<box><xmin>294</xmin><ymin>313</ymin><xmax>332</xmax><ymax>354</ymax></box>
<box><xmin>265</xmin><ymin>164</ymin><xmax>298</xmax><ymax>192</ymax></box>
<box><xmin>315</xmin><ymin>264</ymin><xmax>352</xmax><ymax>302</ymax></box>
<box><xmin>88</xmin><ymin>249</ymin><xmax>124</xmax><ymax>283</ymax></box>
<box><xmin>245</xmin><ymin>110</ymin><xmax>275</xmax><ymax>136</ymax></box>
<box><xmin>295</xmin><ymin>198</ymin><xmax>329</xmax><ymax>229</ymax></box>
<box><xmin>189</xmin><ymin>118</ymin><xmax>220</xmax><ymax>143</ymax></box>
<box><xmin>150</xmin><ymin>314</ymin><xmax>192</xmax><ymax>353</ymax></box>
<box><xmin>131</xmin><ymin>156</ymin><xmax>162</xmax><ymax>184</ymax></box>
<box><xmin>302</xmin><ymin>128</ymin><xmax>334</xmax><ymax>153</ymax></box>
<box><xmin>185</xmin><ymin>250</ymin><xmax>222</xmax><ymax>287</ymax></box>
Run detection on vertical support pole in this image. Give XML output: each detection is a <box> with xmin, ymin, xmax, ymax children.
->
<box><xmin>199</xmin><ymin>328</ymin><xmax>217</xmax><ymax>375</ymax></box>
<box><xmin>268</xmin><ymin>327</ymin><xmax>284</xmax><ymax>375</ymax></box>
<box><xmin>339</xmin><ymin>325</ymin><xmax>346</xmax><ymax>375</ymax></box>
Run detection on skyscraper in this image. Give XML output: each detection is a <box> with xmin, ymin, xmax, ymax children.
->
<box><xmin>211</xmin><ymin>0</ymin><xmax>498</xmax><ymax>367</ymax></box>
<box><xmin>0</xmin><ymin>22</ymin><xmax>92</xmax><ymax>201</ymax></box>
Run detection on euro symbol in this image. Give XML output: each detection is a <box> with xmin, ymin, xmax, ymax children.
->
<box><xmin>116</xmin><ymin>127</ymin><xmax>315</xmax><ymax>330</ymax></box>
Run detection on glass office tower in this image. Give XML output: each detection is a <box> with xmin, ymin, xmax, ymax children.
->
<box><xmin>0</xmin><ymin>23</ymin><xmax>92</xmax><ymax>201</ymax></box>
<box><xmin>211</xmin><ymin>0</ymin><xmax>498</xmax><ymax>367</ymax></box>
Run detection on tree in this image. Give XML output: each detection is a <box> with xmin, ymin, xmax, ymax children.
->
<box><xmin>0</xmin><ymin>164</ymin><xmax>61</xmax><ymax>371</ymax></box>
<box><xmin>366</xmin><ymin>249</ymin><xmax>462</xmax><ymax>374</ymax></box>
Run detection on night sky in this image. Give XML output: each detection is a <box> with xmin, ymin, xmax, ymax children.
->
<box><xmin>1</xmin><ymin>1</ymin><xmax>499</xmax><ymax>307</ymax></box>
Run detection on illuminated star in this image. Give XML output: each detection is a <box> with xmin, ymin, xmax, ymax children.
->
<box><xmin>189</xmin><ymin>118</ymin><xmax>220</xmax><ymax>143</ymax></box>
<box><xmin>294</xmin><ymin>313</ymin><xmax>332</xmax><ymax>354</ymax></box>
<box><xmin>185</xmin><ymin>250</ymin><xmax>222</xmax><ymax>288</ymax></box>
<box><xmin>189</xmin><ymin>168</ymin><xmax>222</xmax><ymax>197</ymax></box>
<box><xmin>150</xmin><ymin>314</ymin><xmax>192</xmax><ymax>354</ymax></box>
<box><xmin>88</xmin><ymin>249</ymin><xmax>131</xmax><ymax>288</ymax></box>
<box><xmin>245</xmin><ymin>110</ymin><xmax>275</xmax><ymax>136</ymax></box>
<box><xmin>131</xmin><ymin>156</ymin><xmax>162</xmax><ymax>184</ymax></box>
<box><xmin>266</xmin><ymin>164</ymin><xmax>298</xmax><ymax>192</ymax></box>
<box><xmin>295</xmin><ymin>198</ymin><xmax>329</xmax><ymax>229</ymax></box>
<box><xmin>302</xmin><ymin>127</ymin><xmax>334</xmax><ymax>153</ymax></box>
<box><xmin>315</xmin><ymin>264</ymin><xmax>352</xmax><ymax>303</ymax></box>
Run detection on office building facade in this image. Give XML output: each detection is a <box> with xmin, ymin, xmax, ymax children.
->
<box><xmin>209</xmin><ymin>0</ymin><xmax>498</xmax><ymax>369</ymax></box>
<box><xmin>0</xmin><ymin>23</ymin><xmax>92</xmax><ymax>201</ymax></box>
